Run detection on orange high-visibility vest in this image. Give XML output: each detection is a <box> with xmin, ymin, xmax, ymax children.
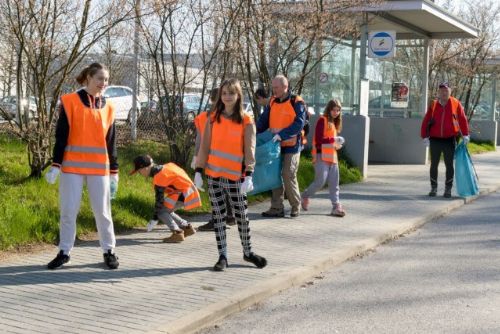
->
<box><xmin>312</xmin><ymin>116</ymin><xmax>338</xmax><ymax>164</ymax></box>
<box><xmin>60</xmin><ymin>92</ymin><xmax>114</xmax><ymax>175</ymax></box>
<box><xmin>153</xmin><ymin>163</ymin><xmax>201</xmax><ymax>211</ymax></box>
<box><xmin>205</xmin><ymin>113</ymin><xmax>253</xmax><ymax>181</ymax></box>
<box><xmin>269</xmin><ymin>95</ymin><xmax>304</xmax><ymax>147</ymax></box>
<box><xmin>194</xmin><ymin>111</ymin><xmax>209</xmax><ymax>138</ymax></box>
<box><xmin>430</xmin><ymin>96</ymin><xmax>460</xmax><ymax>134</ymax></box>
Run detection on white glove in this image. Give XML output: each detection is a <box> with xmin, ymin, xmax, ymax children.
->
<box><xmin>147</xmin><ymin>219</ymin><xmax>158</xmax><ymax>232</ymax></box>
<box><xmin>110</xmin><ymin>174</ymin><xmax>119</xmax><ymax>199</ymax></box>
<box><xmin>190</xmin><ymin>156</ymin><xmax>197</xmax><ymax>170</ymax></box>
<box><xmin>194</xmin><ymin>172</ymin><xmax>205</xmax><ymax>192</ymax></box>
<box><xmin>272</xmin><ymin>134</ymin><xmax>281</xmax><ymax>142</ymax></box>
<box><xmin>423</xmin><ymin>137</ymin><xmax>430</xmax><ymax>147</ymax></box>
<box><xmin>334</xmin><ymin>136</ymin><xmax>345</xmax><ymax>145</ymax></box>
<box><xmin>240</xmin><ymin>176</ymin><xmax>254</xmax><ymax>194</ymax></box>
<box><xmin>463</xmin><ymin>135</ymin><xmax>470</xmax><ymax>145</ymax></box>
<box><xmin>45</xmin><ymin>166</ymin><xmax>60</xmax><ymax>184</ymax></box>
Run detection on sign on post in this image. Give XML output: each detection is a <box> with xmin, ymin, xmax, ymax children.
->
<box><xmin>368</xmin><ymin>31</ymin><xmax>396</xmax><ymax>58</ymax></box>
<box><xmin>391</xmin><ymin>82</ymin><xmax>409</xmax><ymax>108</ymax></box>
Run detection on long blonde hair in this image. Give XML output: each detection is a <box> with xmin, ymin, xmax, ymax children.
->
<box><xmin>213</xmin><ymin>78</ymin><xmax>244</xmax><ymax>124</ymax></box>
<box><xmin>323</xmin><ymin>99</ymin><xmax>342</xmax><ymax>133</ymax></box>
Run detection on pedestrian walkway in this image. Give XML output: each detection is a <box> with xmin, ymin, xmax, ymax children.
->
<box><xmin>1</xmin><ymin>150</ymin><xmax>499</xmax><ymax>334</ymax></box>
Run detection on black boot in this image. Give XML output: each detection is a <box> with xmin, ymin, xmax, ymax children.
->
<box><xmin>443</xmin><ymin>186</ymin><xmax>452</xmax><ymax>198</ymax></box>
<box><xmin>428</xmin><ymin>187</ymin><xmax>437</xmax><ymax>197</ymax></box>
<box><xmin>213</xmin><ymin>255</ymin><xmax>228</xmax><ymax>271</ymax></box>
<box><xmin>244</xmin><ymin>252</ymin><xmax>267</xmax><ymax>269</ymax></box>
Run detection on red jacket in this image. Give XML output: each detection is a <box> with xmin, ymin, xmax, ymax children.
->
<box><xmin>420</xmin><ymin>97</ymin><xmax>469</xmax><ymax>138</ymax></box>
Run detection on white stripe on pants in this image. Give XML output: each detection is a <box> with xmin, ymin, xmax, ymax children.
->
<box><xmin>59</xmin><ymin>172</ymin><xmax>116</xmax><ymax>254</ymax></box>
<box><xmin>301</xmin><ymin>154</ymin><xmax>340</xmax><ymax>205</ymax></box>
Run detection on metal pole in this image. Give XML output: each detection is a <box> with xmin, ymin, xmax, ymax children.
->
<box><xmin>358</xmin><ymin>13</ymin><xmax>368</xmax><ymax>116</ymax></box>
<box><xmin>491</xmin><ymin>76</ymin><xmax>496</xmax><ymax>121</ymax></box>
<box><xmin>421</xmin><ymin>37</ymin><xmax>430</xmax><ymax>116</ymax></box>
<box><xmin>131</xmin><ymin>0</ymin><xmax>141</xmax><ymax>141</ymax></box>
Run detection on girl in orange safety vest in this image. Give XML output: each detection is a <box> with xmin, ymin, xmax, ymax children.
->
<box><xmin>301</xmin><ymin>99</ymin><xmax>346</xmax><ymax>217</ymax></box>
<box><xmin>194</xmin><ymin>78</ymin><xmax>267</xmax><ymax>272</ymax></box>
<box><xmin>45</xmin><ymin>63</ymin><xmax>120</xmax><ymax>270</ymax></box>
<box><xmin>193</xmin><ymin>88</ymin><xmax>236</xmax><ymax>231</ymax></box>
<box><xmin>130</xmin><ymin>155</ymin><xmax>200</xmax><ymax>243</ymax></box>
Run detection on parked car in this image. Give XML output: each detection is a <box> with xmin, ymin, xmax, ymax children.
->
<box><xmin>0</xmin><ymin>96</ymin><xmax>38</xmax><ymax>121</ymax></box>
<box><xmin>158</xmin><ymin>93</ymin><xmax>203</xmax><ymax>121</ymax></box>
<box><xmin>103</xmin><ymin>85</ymin><xmax>142</xmax><ymax>122</ymax></box>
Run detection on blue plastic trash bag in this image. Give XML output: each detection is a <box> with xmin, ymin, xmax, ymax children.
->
<box><xmin>248</xmin><ymin>132</ymin><xmax>282</xmax><ymax>195</ymax></box>
<box><xmin>454</xmin><ymin>141</ymin><xmax>479</xmax><ymax>197</ymax></box>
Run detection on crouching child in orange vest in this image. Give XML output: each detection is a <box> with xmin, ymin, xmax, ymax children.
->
<box><xmin>130</xmin><ymin>155</ymin><xmax>200</xmax><ymax>243</ymax></box>
<box><xmin>194</xmin><ymin>78</ymin><xmax>267</xmax><ymax>271</ymax></box>
<box><xmin>301</xmin><ymin>99</ymin><xmax>346</xmax><ymax>217</ymax></box>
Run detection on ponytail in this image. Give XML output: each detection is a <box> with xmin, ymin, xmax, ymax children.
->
<box><xmin>75</xmin><ymin>62</ymin><xmax>107</xmax><ymax>85</ymax></box>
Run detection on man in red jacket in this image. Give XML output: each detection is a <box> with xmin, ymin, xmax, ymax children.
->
<box><xmin>421</xmin><ymin>82</ymin><xmax>470</xmax><ymax>198</ymax></box>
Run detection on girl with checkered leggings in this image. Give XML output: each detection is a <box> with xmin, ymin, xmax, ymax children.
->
<box><xmin>194</xmin><ymin>78</ymin><xmax>267</xmax><ymax>271</ymax></box>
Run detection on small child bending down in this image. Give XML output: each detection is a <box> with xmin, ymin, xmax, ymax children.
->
<box><xmin>130</xmin><ymin>155</ymin><xmax>200</xmax><ymax>243</ymax></box>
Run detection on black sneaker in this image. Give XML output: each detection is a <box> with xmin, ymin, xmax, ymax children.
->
<box><xmin>47</xmin><ymin>250</ymin><xmax>70</xmax><ymax>269</ymax></box>
<box><xmin>213</xmin><ymin>255</ymin><xmax>228</xmax><ymax>272</ymax></box>
<box><xmin>197</xmin><ymin>220</ymin><xmax>215</xmax><ymax>231</ymax></box>
<box><xmin>243</xmin><ymin>252</ymin><xmax>267</xmax><ymax>269</ymax></box>
<box><xmin>428</xmin><ymin>188</ymin><xmax>437</xmax><ymax>197</ymax></box>
<box><xmin>198</xmin><ymin>219</ymin><xmax>230</xmax><ymax>231</ymax></box>
<box><xmin>103</xmin><ymin>250</ymin><xmax>119</xmax><ymax>269</ymax></box>
<box><xmin>443</xmin><ymin>188</ymin><xmax>452</xmax><ymax>198</ymax></box>
<box><xmin>261</xmin><ymin>208</ymin><xmax>285</xmax><ymax>218</ymax></box>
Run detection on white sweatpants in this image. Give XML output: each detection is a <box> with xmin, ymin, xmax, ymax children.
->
<box><xmin>58</xmin><ymin>172</ymin><xmax>116</xmax><ymax>254</ymax></box>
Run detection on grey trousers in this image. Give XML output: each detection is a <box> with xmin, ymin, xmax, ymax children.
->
<box><xmin>271</xmin><ymin>152</ymin><xmax>301</xmax><ymax>210</ymax></box>
<box><xmin>302</xmin><ymin>154</ymin><xmax>340</xmax><ymax>205</ymax></box>
<box><xmin>157</xmin><ymin>204</ymin><xmax>188</xmax><ymax>231</ymax></box>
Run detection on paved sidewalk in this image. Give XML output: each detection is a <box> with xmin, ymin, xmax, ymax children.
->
<box><xmin>1</xmin><ymin>150</ymin><xmax>500</xmax><ymax>334</ymax></box>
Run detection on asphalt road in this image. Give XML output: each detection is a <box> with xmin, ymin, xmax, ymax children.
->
<box><xmin>200</xmin><ymin>192</ymin><xmax>500</xmax><ymax>334</ymax></box>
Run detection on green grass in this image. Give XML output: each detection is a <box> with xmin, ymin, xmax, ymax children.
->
<box><xmin>467</xmin><ymin>140</ymin><xmax>495</xmax><ymax>155</ymax></box>
<box><xmin>0</xmin><ymin>136</ymin><xmax>362</xmax><ymax>251</ymax></box>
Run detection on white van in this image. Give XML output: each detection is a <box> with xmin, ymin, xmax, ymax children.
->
<box><xmin>103</xmin><ymin>85</ymin><xmax>141</xmax><ymax>121</ymax></box>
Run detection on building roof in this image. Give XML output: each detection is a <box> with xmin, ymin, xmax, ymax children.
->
<box><xmin>357</xmin><ymin>0</ymin><xmax>479</xmax><ymax>39</ymax></box>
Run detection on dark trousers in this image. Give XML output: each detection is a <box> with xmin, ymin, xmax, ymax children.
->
<box><xmin>429</xmin><ymin>137</ymin><xmax>456</xmax><ymax>189</ymax></box>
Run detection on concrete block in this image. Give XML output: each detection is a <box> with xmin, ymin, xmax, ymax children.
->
<box><xmin>368</xmin><ymin>118</ymin><xmax>428</xmax><ymax>164</ymax></box>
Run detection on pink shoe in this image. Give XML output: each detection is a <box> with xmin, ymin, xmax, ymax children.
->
<box><xmin>301</xmin><ymin>196</ymin><xmax>310</xmax><ymax>211</ymax></box>
<box><xmin>331</xmin><ymin>203</ymin><xmax>346</xmax><ymax>217</ymax></box>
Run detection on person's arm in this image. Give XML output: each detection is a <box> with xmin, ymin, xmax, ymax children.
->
<box><xmin>106</xmin><ymin>121</ymin><xmax>119</xmax><ymax>174</ymax></box>
<box><xmin>153</xmin><ymin>185</ymin><xmax>165</xmax><ymax>220</ymax></box>
<box><xmin>243</xmin><ymin>122</ymin><xmax>256</xmax><ymax>175</ymax></box>
<box><xmin>420</xmin><ymin>105</ymin><xmax>433</xmax><ymax>138</ymax></box>
<box><xmin>194</xmin><ymin>130</ymin><xmax>201</xmax><ymax>156</ymax></box>
<box><xmin>52</xmin><ymin>103</ymin><xmax>69</xmax><ymax>168</ymax></box>
<box><xmin>278</xmin><ymin>100</ymin><xmax>306</xmax><ymax>140</ymax></box>
<box><xmin>195</xmin><ymin>117</ymin><xmax>211</xmax><ymax>170</ymax></box>
<box><xmin>457</xmin><ymin>103</ymin><xmax>469</xmax><ymax>136</ymax></box>
<box><xmin>256</xmin><ymin>105</ymin><xmax>270</xmax><ymax>134</ymax></box>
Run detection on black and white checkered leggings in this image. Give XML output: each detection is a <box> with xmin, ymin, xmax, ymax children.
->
<box><xmin>207</xmin><ymin>176</ymin><xmax>251</xmax><ymax>258</ymax></box>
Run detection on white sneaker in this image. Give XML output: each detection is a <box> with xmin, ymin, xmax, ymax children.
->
<box><xmin>147</xmin><ymin>220</ymin><xmax>159</xmax><ymax>232</ymax></box>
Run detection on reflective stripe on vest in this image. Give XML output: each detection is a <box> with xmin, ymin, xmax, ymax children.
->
<box><xmin>61</xmin><ymin>161</ymin><xmax>110</xmax><ymax>170</ymax></box>
<box><xmin>163</xmin><ymin>196</ymin><xmax>178</xmax><ymax>210</ymax></box>
<box><xmin>431</xmin><ymin>97</ymin><xmax>460</xmax><ymax>134</ymax></box>
<box><xmin>60</xmin><ymin>92</ymin><xmax>114</xmax><ymax>176</ymax></box>
<box><xmin>65</xmin><ymin>145</ymin><xmax>108</xmax><ymax>154</ymax></box>
<box><xmin>205</xmin><ymin>114</ymin><xmax>252</xmax><ymax>181</ymax></box>
<box><xmin>269</xmin><ymin>95</ymin><xmax>303</xmax><ymax>148</ymax></box>
<box><xmin>154</xmin><ymin>163</ymin><xmax>202</xmax><ymax>211</ymax></box>
<box><xmin>312</xmin><ymin>116</ymin><xmax>338</xmax><ymax>164</ymax></box>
